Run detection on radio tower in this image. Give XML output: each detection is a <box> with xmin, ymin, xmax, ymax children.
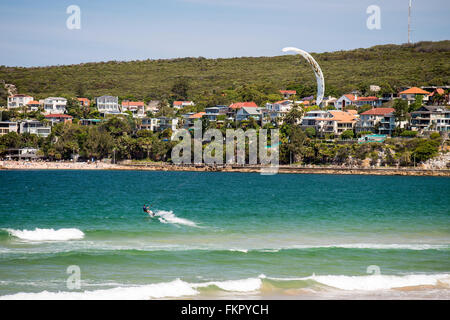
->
<box><xmin>408</xmin><ymin>0</ymin><xmax>412</xmax><ymax>44</ymax></box>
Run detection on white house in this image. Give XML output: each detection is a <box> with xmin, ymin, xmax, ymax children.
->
<box><xmin>96</xmin><ymin>96</ymin><xmax>120</xmax><ymax>114</ymax></box>
<box><xmin>0</xmin><ymin>121</ymin><xmax>19</xmax><ymax>136</ymax></box>
<box><xmin>121</xmin><ymin>101</ymin><xmax>145</xmax><ymax>118</ymax></box>
<box><xmin>43</xmin><ymin>97</ymin><xmax>67</xmax><ymax>114</ymax></box>
<box><xmin>265</xmin><ymin>100</ymin><xmax>293</xmax><ymax>120</ymax></box>
<box><xmin>335</xmin><ymin>94</ymin><xmax>357</xmax><ymax>110</ymax></box>
<box><xmin>356</xmin><ymin>107</ymin><xmax>397</xmax><ymax>135</ymax></box>
<box><xmin>19</xmin><ymin>120</ymin><xmax>51</xmax><ymax>137</ymax></box>
<box><xmin>173</xmin><ymin>101</ymin><xmax>195</xmax><ymax>109</ymax></box>
<box><xmin>7</xmin><ymin>94</ymin><xmax>34</xmax><ymax>109</ymax></box>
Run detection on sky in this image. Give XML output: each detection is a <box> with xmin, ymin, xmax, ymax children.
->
<box><xmin>1</xmin><ymin>0</ymin><xmax>449</xmax><ymax>67</ymax></box>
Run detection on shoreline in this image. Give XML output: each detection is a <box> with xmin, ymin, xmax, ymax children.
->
<box><xmin>1</xmin><ymin>161</ymin><xmax>450</xmax><ymax>176</ymax></box>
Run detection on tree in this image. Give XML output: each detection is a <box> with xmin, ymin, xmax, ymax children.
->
<box><xmin>171</xmin><ymin>78</ymin><xmax>189</xmax><ymax>100</ymax></box>
<box><xmin>305</xmin><ymin>127</ymin><xmax>316</xmax><ymax>138</ymax></box>
<box><xmin>285</xmin><ymin>105</ymin><xmax>303</xmax><ymax>125</ymax></box>
<box><xmin>75</xmin><ymin>83</ymin><xmax>85</xmax><ymax>98</ymax></box>
<box><xmin>341</xmin><ymin>130</ymin><xmax>354</xmax><ymax>140</ymax></box>
<box><xmin>409</xmin><ymin>94</ymin><xmax>423</xmax><ymax>112</ymax></box>
<box><xmin>393</xmin><ymin>99</ymin><xmax>409</xmax><ymax>125</ymax></box>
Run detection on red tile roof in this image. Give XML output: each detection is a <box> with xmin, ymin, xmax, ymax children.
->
<box><xmin>229</xmin><ymin>102</ymin><xmax>258</xmax><ymax>109</ymax></box>
<box><xmin>173</xmin><ymin>101</ymin><xmax>193</xmax><ymax>106</ymax></box>
<box><xmin>45</xmin><ymin>114</ymin><xmax>73</xmax><ymax>118</ymax></box>
<box><xmin>357</xmin><ymin>96</ymin><xmax>379</xmax><ymax>101</ymax></box>
<box><xmin>361</xmin><ymin>108</ymin><xmax>395</xmax><ymax>116</ymax></box>
<box><xmin>189</xmin><ymin>112</ymin><xmax>206</xmax><ymax>119</ymax></box>
<box><xmin>399</xmin><ymin>87</ymin><xmax>431</xmax><ymax>95</ymax></box>
<box><xmin>343</xmin><ymin>94</ymin><xmax>357</xmax><ymax>101</ymax></box>
<box><xmin>280</xmin><ymin>90</ymin><xmax>296</xmax><ymax>94</ymax></box>
<box><xmin>122</xmin><ymin>101</ymin><xmax>145</xmax><ymax>107</ymax></box>
<box><xmin>27</xmin><ymin>100</ymin><xmax>40</xmax><ymax>105</ymax></box>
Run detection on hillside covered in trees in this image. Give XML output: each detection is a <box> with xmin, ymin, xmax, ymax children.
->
<box><xmin>0</xmin><ymin>41</ymin><xmax>449</xmax><ymax>107</ymax></box>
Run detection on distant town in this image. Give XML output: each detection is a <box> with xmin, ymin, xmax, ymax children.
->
<box><xmin>0</xmin><ymin>84</ymin><xmax>449</xmax><ymax>170</ymax></box>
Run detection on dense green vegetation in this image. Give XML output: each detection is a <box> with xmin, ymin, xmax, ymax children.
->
<box><xmin>1</xmin><ymin>41</ymin><xmax>449</xmax><ymax>109</ymax></box>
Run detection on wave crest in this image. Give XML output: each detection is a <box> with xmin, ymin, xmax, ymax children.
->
<box><xmin>4</xmin><ymin>228</ymin><xmax>84</xmax><ymax>241</ymax></box>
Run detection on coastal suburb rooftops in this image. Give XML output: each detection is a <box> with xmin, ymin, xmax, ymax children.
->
<box><xmin>122</xmin><ymin>101</ymin><xmax>145</xmax><ymax>106</ymax></box>
<box><xmin>45</xmin><ymin>114</ymin><xmax>73</xmax><ymax>118</ymax></box>
<box><xmin>279</xmin><ymin>90</ymin><xmax>296</xmax><ymax>94</ymax></box>
<box><xmin>328</xmin><ymin>110</ymin><xmax>357</xmax><ymax>122</ymax></box>
<box><xmin>357</xmin><ymin>96</ymin><xmax>379</xmax><ymax>101</ymax></box>
<box><xmin>189</xmin><ymin>112</ymin><xmax>206</xmax><ymax>119</ymax></box>
<box><xmin>229</xmin><ymin>102</ymin><xmax>258</xmax><ymax>109</ymax></box>
<box><xmin>361</xmin><ymin>108</ymin><xmax>395</xmax><ymax>116</ymax></box>
<box><xmin>399</xmin><ymin>87</ymin><xmax>431</xmax><ymax>95</ymax></box>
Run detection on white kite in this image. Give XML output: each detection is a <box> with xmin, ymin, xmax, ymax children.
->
<box><xmin>282</xmin><ymin>47</ymin><xmax>325</xmax><ymax>107</ymax></box>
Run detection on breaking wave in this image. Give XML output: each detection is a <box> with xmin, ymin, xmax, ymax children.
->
<box><xmin>4</xmin><ymin>228</ymin><xmax>85</xmax><ymax>241</ymax></box>
<box><xmin>1</xmin><ymin>273</ymin><xmax>449</xmax><ymax>300</ymax></box>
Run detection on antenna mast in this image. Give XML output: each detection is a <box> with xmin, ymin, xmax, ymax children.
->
<box><xmin>408</xmin><ymin>0</ymin><xmax>412</xmax><ymax>44</ymax></box>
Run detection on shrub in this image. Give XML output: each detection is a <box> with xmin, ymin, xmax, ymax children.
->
<box><xmin>400</xmin><ymin>130</ymin><xmax>418</xmax><ymax>138</ymax></box>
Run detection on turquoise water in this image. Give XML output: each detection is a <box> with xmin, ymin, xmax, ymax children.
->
<box><xmin>0</xmin><ymin>170</ymin><xmax>449</xmax><ymax>299</ymax></box>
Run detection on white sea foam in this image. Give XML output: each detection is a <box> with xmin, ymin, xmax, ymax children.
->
<box><xmin>304</xmin><ymin>274</ymin><xmax>450</xmax><ymax>291</ymax></box>
<box><xmin>155</xmin><ymin>210</ymin><xmax>198</xmax><ymax>227</ymax></box>
<box><xmin>2</xmin><ymin>274</ymin><xmax>449</xmax><ymax>299</ymax></box>
<box><xmin>0</xmin><ymin>279</ymin><xmax>198</xmax><ymax>300</ymax></box>
<box><xmin>4</xmin><ymin>228</ymin><xmax>84</xmax><ymax>241</ymax></box>
<box><xmin>228</xmin><ymin>249</ymin><xmax>249</xmax><ymax>253</ymax></box>
<box><xmin>289</xmin><ymin>243</ymin><xmax>449</xmax><ymax>250</ymax></box>
<box><xmin>0</xmin><ymin>277</ymin><xmax>263</xmax><ymax>300</ymax></box>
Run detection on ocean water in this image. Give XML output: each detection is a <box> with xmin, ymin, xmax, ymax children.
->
<box><xmin>0</xmin><ymin>170</ymin><xmax>449</xmax><ymax>299</ymax></box>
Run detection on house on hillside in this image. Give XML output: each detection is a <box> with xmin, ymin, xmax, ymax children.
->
<box><xmin>7</xmin><ymin>94</ymin><xmax>34</xmax><ymax>109</ymax></box>
<box><xmin>336</xmin><ymin>94</ymin><xmax>382</xmax><ymax>110</ymax></box>
<box><xmin>204</xmin><ymin>106</ymin><xmax>229</xmax><ymax>122</ymax></box>
<box><xmin>410</xmin><ymin>106</ymin><xmax>450</xmax><ymax>132</ymax></box>
<box><xmin>227</xmin><ymin>102</ymin><xmax>258</xmax><ymax>119</ymax></box>
<box><xmin>121</xmin><ymin>101</ymin><xmax>145</xmax><ymax>118</ymax></box>
<box><xmin>355</xmin><ymin>96</ymin><xmax>382</xmax><ymax>108</ymax></box>
<box><xmin>279</xmin><ymin>90</ymin><xmax>296</xmax><ymax>99</ymax></box>
<box><xmin>19</xmin><ymin>120</ymin><xmax>51</xmax><ymax>137</ymax></box>
<box><xmin>44</xmin><ymin>114</ymin><xmax>73</xmax><ymax>125</ymax></box>
<box><xmin>265</xmin><ymin>100</ymin><xmax>293</xmax><ymax>120</ymax></box>
<box><xmin>356</xmin><ymin>108</ymin><xmax>397</xmax><ymax>135</ymax></box>
<box><xmin>0</xmin><ymin>121</ymin><xmax>19</xmax><ymax>136</ymax></box>
<box><xmin>236</xmin><ymin>107</ymin><xmax>261</xmax><ymax>122</ymax></box>
<box><xmin>26</xmin><ymin>100</ymin><xmax>41</xmax><ymax>112</ymax></box>
<box><xmin>96</xmin><ymin>96</ymin><xmax>120</xmax><ymax>115</ymax></box>
<box><xmin>146</xmin><ymin>100</ymin><xmax>161</xmax><ymax>114</ymax></box>
<box><xmin>77</xmin><ymin>98</ymin><xmax>90</xmax><ymax>107</ymax></box>
<box><xmin>335</xmin><ymin>94</ymin><xmax>357</xmax><ymax>110</ymax></box>
<box><xmin>399</xmin><ymin>87</ymin><xmax>431</xmax><ymax>105</ymax></box>
<box><xmin>43</xmin><ymin>97</ymin><xmax>67</xmax><ymax>114</ymax></box>
<box><xmin>301</xmin><ymin>110</ymin><xmax>357</xmax><ymax>136</ymax></box>
<box><xmin>173</xmin><ymin>101</ymin><xmax>195</xmax><ymax>109</ymax></box>
<box><xmin>429</xmin><ymin>88</ymin><xmax>449</xmax><ymax>105</ymax></box>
